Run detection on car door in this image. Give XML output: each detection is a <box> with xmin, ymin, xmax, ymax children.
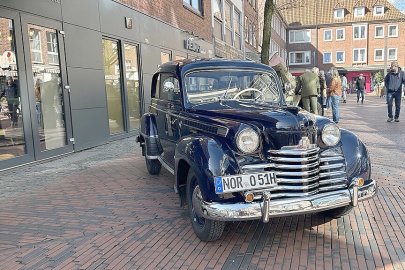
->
<box><xmin>153</xmin><ymin>73</ymin><xmax>181</xmax><ymax>167</ymax></box>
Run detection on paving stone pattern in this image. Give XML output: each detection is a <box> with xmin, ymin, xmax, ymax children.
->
<box><xmin>0</xmin><ymin>95</ymin><xmax>404</xmax><ymax>269</ymax></box>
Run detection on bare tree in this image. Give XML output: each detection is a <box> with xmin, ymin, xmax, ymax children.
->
<box><xmin>260</xmin><ymin>0</ymin><xmax>305</xmax><ymax>65</ymax></box>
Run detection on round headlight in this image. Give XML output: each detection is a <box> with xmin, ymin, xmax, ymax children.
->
<box><xmin>321</xmin><ymin>123</ymin><xmax>341</xmax><ymax>146</ymax></box>
<box><xmin>236</xmin><ymin>128</ymin><xmax>260</xmax><ymax>154</ymax></box>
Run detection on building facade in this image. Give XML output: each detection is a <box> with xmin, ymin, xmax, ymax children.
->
<box><xmin>280</xmin><ymin>0</ymin><xmax>405</xmax><ymax>92</ymax></box>
<box><xmin>0</xmin><ymin>0</ymin><xmax>213</xmax><ymax>170</ymax></box>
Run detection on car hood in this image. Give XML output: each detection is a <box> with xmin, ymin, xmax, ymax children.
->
<box><xmin>187</xmin><ymin>101</ymin><xmax>318</xmax><ymax>149</ymax></box>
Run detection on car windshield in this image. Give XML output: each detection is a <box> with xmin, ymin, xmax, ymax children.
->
<box><xmin>184</xmin><ymin>69</ymin><xmax>281</xmax><ymax>105</ymax></box>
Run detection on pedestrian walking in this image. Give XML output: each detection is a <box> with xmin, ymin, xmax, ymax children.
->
<box><xmin>327</xmin><ymin>68</ymin><xmax>342</xmax><ymax>123</ymax></box>
<box><xmin>384</xmin><ymin>61</ymin><xmax>405</xmax><ymax>122</ymax></box>
<box><xmin>356</xmin><ymin>74</ymin><xmax>366</xmax><ymax>104</ymax></box>
<box><xmin>341</xmin><ymin>74</ymin><xmax>348</xmax><ymax>103</ymax></box>
<box><xmin>325</xmin><ymin>70</ymin><xmax>333</xmax><ymax>110</ymax></box>
<box><xmin>296</xmin><ymin>69</ymin><xmax>320</xmax><ymax>114</ymax></box>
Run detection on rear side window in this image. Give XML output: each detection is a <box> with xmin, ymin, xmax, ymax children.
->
<box><xmin>159</xmin><ymin>73</ymin><xmax>181</xmax><ymax>102</ymax></box>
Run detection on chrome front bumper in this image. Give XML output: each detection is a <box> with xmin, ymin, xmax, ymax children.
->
<box><xmin>193</xmin><ymin>179</ymin><xmax>377</xmax><ymax>222</ymax></box>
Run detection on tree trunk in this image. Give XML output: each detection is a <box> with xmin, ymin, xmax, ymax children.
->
<box><xmin>261</xmin><ymin>0</ymin><xmax>275</xmax><ymax>65</ymax></box>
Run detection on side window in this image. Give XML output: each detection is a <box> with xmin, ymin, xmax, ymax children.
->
<box><xmin>160</xmin><ymin>73</ymin><xmax>181</xmax><ymax>102</ymax></box>
<box><xmin>152</xmin><ymin>74</ymin><xmax>160</xmax><ymax>99</ymax></box>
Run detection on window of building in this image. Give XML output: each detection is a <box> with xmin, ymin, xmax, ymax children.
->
<box><xmin>253</xmin><ymin>25</ymin><xmax>257</xmax><ymax>48</ymax></box>
<box><xmin>353</xmin><ymin>25</ymin><xmax>367</xmax><ymax>39</ymax></box>
<box><xmin>224</xmin><ymin>1</ymin><xmax>232</xmax><ymax>45</ymax></box>
<box><xmin>336</xmin><ymin>29</ymin><xmax>345</xmax><ymax>40</ymax></box>
<box><xmin>388</xmin><ymin>48</ymin><xmax>397</xmax><ymax>60</ymax></box>
<box><xmin>234</xmin><ymin>9</ymin><xmax>241</xmax><ymax>49</ymax></box>
<box><xmin>46</xmin><ymin>32</ymin><xmax>59</xmax><ymax>65</ymax></box>
<box><xmin>375</xmin><ymin>25</ymin><xmax>384</xmax><ymax>38</ymax></box>
<box><xmin>124</xmin><ymin>43</ymin><xmax>141</xmax><ymax>130</ymax></box>
<box><xmin>161</xmin><ymin>51</ymin><xmax>171</xmax><ymax>64</ymax></box>
<box><xmin>354</xmin><ymin>7</ymin><xmax>365</xmax><ymax>17</ymax></box>
<box><xmin>249</xmin><ymin>23</ymin><xmax>253</xmax><ymax>45</ymax></box>
<box><xmin>289</xmin><ymin>51</ymin><xmax>311</xmax><ymax>65</ymax></box>
<box><xmin>213</xmin><ymin>0</ymin><xmax>223</xmax><ymax>40</ymax></box>
<box><xmin>323</xmin><ymin>52</ymin><xmax>332</xmax><ymax>63</ymax></box>
<box><xmin>289</xmin><ymin>30</ymin><xmax>311</xmax><ymax>43</ymax></box>
<box><xmin>244</xmin><ymin>16</ymin><xmax>248</xmax><ymax>42</ymax></box>
<box><xmin>353</xmin><ymin>48</ymin><xmax>366</xmax><ymax>63</ymax></box>
<box><xmin>334</xmin><ymin>8</ymin><xmax>345</xmax><ymax>19</ymax></box>
<box><xmin>374</xmin><ymin>5</ymin><xmax>384</xmax><ymax>15</ymax></box>
<box><xmin>388</xmin><ymin>25</ymin><xmax>398</xmax><ymax>37</ymax></box>
<box><xmin>374</xmin><ymin>49</ymin><xmax>384</xmax><ymax>61</ymax></box>
<box><xmin>324</xmin><ymin>29</ymin><xmax>332</xmax><ymax>41</ymax></box>
<box><xmin>336</xmin><ymin>51</ymin><xmax>345</xmax><ymax>63</ymax></box>
<box><xmin>29</xmin><ymin>28</ymin><xmax>42</xmax><ymax>63</ymax></box>
<box><xmin>183</xmin><ymin>0</ymin><xmax>203</xmax><ymax>13</ymax></box>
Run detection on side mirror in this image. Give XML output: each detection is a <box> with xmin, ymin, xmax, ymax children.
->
<box><xmin>163</xmin><ymin>81</ymin><xmax>175</xmax><ymax>92</ymax></box>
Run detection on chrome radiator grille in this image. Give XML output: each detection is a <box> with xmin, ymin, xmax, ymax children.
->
<box><xmin>241</xmin><ymin>146</ymin><xmax>347</xmax><ymax>199</ymax></box>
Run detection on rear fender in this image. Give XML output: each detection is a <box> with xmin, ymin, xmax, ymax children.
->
<box><xmin>175</xmin><ymin>135</ymin><xmax>240</xmax><ymax>202</ymax></box>
<box><xmin>139</xmin><ymin>113</ymin><xmax>162</xmax><ymax>157</ymax></box>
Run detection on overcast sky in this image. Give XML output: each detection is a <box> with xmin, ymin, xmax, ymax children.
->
<box><xmin>389</xmin><ymin>0</ymin><xmax>405</xmax><ymax>11</ymax></box>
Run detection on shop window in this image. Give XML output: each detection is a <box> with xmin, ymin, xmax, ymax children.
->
<box><xmin>124</xmin><ymin>44</ymin><xmax>141</xmax><ymax>130</ymax></box>
<box><xmin>0</xmin><ymin>18</ymin><xmax>26</xmax><ymax>161</ymax></box>
<box><xmin>103</xmin><ymin>39</ymin><xmax>124</xmax><ymax>135</ymax></box>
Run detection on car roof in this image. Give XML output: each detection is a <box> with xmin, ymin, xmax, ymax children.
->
<box><xmin>156</xmin><ymin>58</ymin><xmax>275</xmax><ymax>75</ymax></box>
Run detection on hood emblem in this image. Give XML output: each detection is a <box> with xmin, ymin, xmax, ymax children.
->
<box><xmin>298</xmin><ymin>137</ymin><xmax>311</xmax><ymax>149</ymax></box>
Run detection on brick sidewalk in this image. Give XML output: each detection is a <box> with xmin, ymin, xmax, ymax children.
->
<box><xmin>0</xmin><ymin>95</ymin><xmax>404</xmax><ymax>269</ymax></box>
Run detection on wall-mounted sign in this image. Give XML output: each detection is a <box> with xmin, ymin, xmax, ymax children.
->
<box><xmin>184</xmin><ymin>39</ymin><xmax>201</xmax><ymax>53</ymax></box>
<box><xmin>125</xmin><ymin>17</ymin><xmax>133</xmax><ymax>29</ymax></box>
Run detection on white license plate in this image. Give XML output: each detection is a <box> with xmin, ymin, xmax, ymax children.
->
<box><xmin>215</xmin><ymin>172</ymin><xmax>278</xmax><ymax>194</ymax></box>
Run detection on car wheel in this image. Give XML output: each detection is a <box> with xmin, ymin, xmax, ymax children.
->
<box><xmin>323</xmin><ymin>205</ymin><xmax>353</xmax><ymax>218</ymax></box>
<box><xmin>186</xmin><ymin>169</ymin><xmax>225</xmax><ymax>242</ymax></box>
<box><xmin>145</xmin><ymin>157</ymin><xmax>161</xmax><ymax>175</ymax></box>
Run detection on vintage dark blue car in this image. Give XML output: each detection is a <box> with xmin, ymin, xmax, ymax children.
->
<box><xmin>136</xmin><ymin>59</ymin><xmax>377</xmax><ymax>241</ymax></box>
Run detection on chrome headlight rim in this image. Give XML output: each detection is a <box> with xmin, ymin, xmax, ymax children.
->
<box><xmin>236</xmin><ymin>127</ymin><xmax>260</xmax><ymax>154</ymax></box>
<box><xmin>321</xmin><ymin>123</ymin><xmax>341</xmax><ymax>147</ymax></box>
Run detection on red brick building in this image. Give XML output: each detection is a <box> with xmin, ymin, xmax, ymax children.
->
<box><xmin>280</xmin><ymin>0</ymin><xmax>405</xmax><ymax>92</ymax></box>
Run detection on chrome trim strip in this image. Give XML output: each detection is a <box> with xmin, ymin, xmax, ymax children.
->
<box><xmin>269</xmin><ymin>147</ymin><xmax>319</xmax><ymax>156</ymax></box>
<box><xmin>270</xmin><ymin>156</ymin><xmax>319</xmax><ymax>163</ymax></box>
<box><xmin>318</xmin><ymin>184</ymin><xmax>347</xmax><ymax>192</ymax></box>
<box><xmin>319</xmin><ymin>171</ymin><xmax>346</xmax><ymax>178</ymax></box>
<box><xmin>276</xmin><ymin>175</ymin><xmax>319</xmax><ymax>184</ymax></box>
<box><xmin>194</xmin><ymin>180</ymin><xmax>376</xmax><ymax>221</ymax></box>
<box><xmin>318</xmin><ymin>178</ymin><xmax>346</xmax><ymax>185</ymax></box>
<box><xmin>319</xmin><ymin>163</ymin><xmax>345</xmax><ymax>170</ymax></box>
<box><xmin>157</xmin><ymin>156</ymin><xmax>175</xmax><ymax>175</ymax></box>
<box><xmin>270</xmin><ymin>182</ymin><xmax>319</xmax><ymax>191</ymax></box>
<box><xmin>145</xmin><ymin>155</ymin><xmax>159</xmax><ymax>160</ymax></box>
<box><xmin>275</xmin><ymin>168</ymin><xmax>319</xmax><ymax>177</ymax></box>
<box><xmin>319</xmin><ymin>156</ymin><xmax>345</xmax><ymax>162</ymax></box>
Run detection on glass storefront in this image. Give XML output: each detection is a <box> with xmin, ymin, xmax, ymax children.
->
<box><xmin>103</xmin><ymin>39</ymin><xmax>124</xmax><ymax>135</ymax></box>
<box><xmin>28</xmin><ymin>24</ymin><xmax>67</xmax><ymax>151</ymax></box>
<box><xmin>0</xmin><ymin>17</ymin><xmax>26</xmax><ymax>161</ymax></box>
<box><xmin>124</xmin><ymin>44</ymin><xmax>141</xmax><ymax>130</ymax></box>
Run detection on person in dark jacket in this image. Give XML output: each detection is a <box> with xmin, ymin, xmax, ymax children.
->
<box><xmin>356</xmin><ymin>74</ymin><xmax>366</xmax><ymax>104</ymax></box>
<box><xmin>0</xmin><ymin>76</ymin><xmax>19</xmax><ymax>126</ymax></box>
<box><xmin>385</xmin><ymin>61</ymin><xmax>405</xmax><ymax>122</ymax></box>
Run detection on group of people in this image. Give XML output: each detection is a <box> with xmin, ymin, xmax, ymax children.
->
<box><xmin>296</xmin><ymin>67</ymin><xmax>345</xmax><ymax>123</ymax></box>
<box><xmin>295</xmin><ymin>60</ymin><xmax>405</xmax><ymax>123</ymax></box>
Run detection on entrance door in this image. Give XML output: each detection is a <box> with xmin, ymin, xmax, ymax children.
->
<box><xmin>21</xmin><ymin>15</ymin><xmax>73</xmax><ymax>159</ymax></box>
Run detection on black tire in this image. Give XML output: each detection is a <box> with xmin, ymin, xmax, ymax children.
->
<box><xmin>186</xmin><ymin>170</ymin><xmax>225</xmax><ymax>242</ymax></box>
<box><xmin>323</xmin><ymin>205</ymin><xmax>353</xmax><ymax>218</ymax></box>
<box><xmin>145</xmin><ymin>157</ymin><xmax>161</xmax><ymax>175</ymax></box>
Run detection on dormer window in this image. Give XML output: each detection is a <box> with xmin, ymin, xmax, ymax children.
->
<box><xmin>354</xmin><ymin>7</ymin><xmax>365</xmax><ymax>17</ymax></box>
<box><xmin>374</xmin><ymin>5</ymin><xmax>384</xmax><ymax>15</ymax></box>
<box><xmin>334</xmin><ymin>8</ymin><xmax>345</xmax><ymax>19</ymax></box>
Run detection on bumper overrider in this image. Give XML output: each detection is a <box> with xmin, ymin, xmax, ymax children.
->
<box><xmin>193</xmin><ymin>179</ymin><xmax>377</xmax><ymax>222</ymax></box>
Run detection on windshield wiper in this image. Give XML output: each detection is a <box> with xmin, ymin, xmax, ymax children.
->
<box><xmin>220</xmin><ymin>74</ymin><xmax>233</xmax><ymax>101</ymax></box>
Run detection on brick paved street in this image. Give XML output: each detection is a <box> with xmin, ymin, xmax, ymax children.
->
<box><xmin>0</xmin><ymin>95</ymin><xmax>404</xmax><ymax>270</ymax></box>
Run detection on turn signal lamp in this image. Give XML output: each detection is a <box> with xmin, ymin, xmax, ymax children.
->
<box><xmin>244</xmin><ymin>192</ymin><xmax>254</xmax><ymax>203</ymax></box>
<box><xmin>358</xmin><ymin>178</ymin><xmax>364</xmax><ymax>187</ymax></box>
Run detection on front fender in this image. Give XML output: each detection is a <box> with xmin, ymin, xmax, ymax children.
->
<box><xmin>340</xmin><ymin>129</ymin><xmax>372</xmax><ymax>185</ymax></box>
<box><xmin>175</xmin><ymin>135</ymin><xmax>240</xmax><ymax>202</ymax></box>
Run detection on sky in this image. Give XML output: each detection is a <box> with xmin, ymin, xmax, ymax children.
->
<box><xmin>389</xmin><ymin>0</ymin><xmax>405</xmax><ymax>11</ymax></box>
